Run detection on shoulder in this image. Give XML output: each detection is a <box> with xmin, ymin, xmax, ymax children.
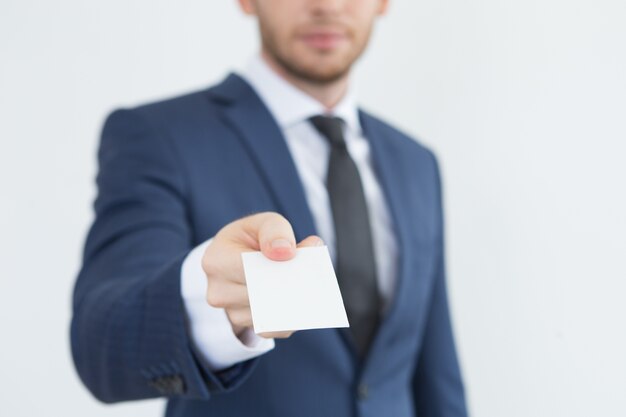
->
<box><xmin>103</xmin><ymin>72</ymin><xmax>246</xmax><ymax>131</ymax></box>
<box><xmin>102</xmin><ymin>86</ymin><xmax>218</xmax><ymax>133</ymax></box>
<box><xmin>97</xmin><ymin>79</ymin><xmax>237</xmax><ymax>164</ymax></box>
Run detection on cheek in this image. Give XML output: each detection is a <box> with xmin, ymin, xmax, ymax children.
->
<box><xmin>347</xmin><ymin>3</ymin><xmax>380</xmax><ymax>38</ymax></box>
<box><xmin>257</xmin><ymin>4</ymin><xmax>292</xmax><ymax>41</ymax></box>
<box><xmin>354</xmin><ymin>19</ymin><xmax>376</xmax><ymax>51</ymax></box>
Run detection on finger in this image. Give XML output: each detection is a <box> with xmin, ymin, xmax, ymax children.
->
<box><xmin>296</xmin><ymin>235</ymin><xmax>324</xmax><ymax>249</ymax></box>
<box><xmin>206</xmin><ymin>282</ymin><xmax>249</xmax><ymax>309</ymax></box>
<box><xmin>242</xmin><ymin>212</ymin><xmax>296</xmax><ymax>261</ymax></box>
<box><xmin>202</xmin><ymin>241</ymin><xmax>247</xmax><ymax>285</ymax></box>
<box><xmin>258</xmin><ymin>330</ymin><xmax>295</xmax><ymax>339</ymax></box>
<box><xmin>225</xmin><ymin>307</ymin><xmax>254</xmax><ymax>329</ymax></box>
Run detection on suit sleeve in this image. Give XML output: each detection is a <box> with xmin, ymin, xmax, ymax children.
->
<box><xmin>70</xmin><ymin>109</ymin><xmax>258</xmax><ymax>403</ymax></box>
<box><xmin>412</xmin><ymin>152</ymin><xmax>468</xmax><ymax>417</ymax></box>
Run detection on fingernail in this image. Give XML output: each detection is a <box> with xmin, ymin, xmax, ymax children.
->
<box><xmin>271</xmin><ymin>239</ymin><xmax>291</xmax><ymax>249</ymax></box>
<box><xmin>316</xmin><ymin>238</ymin><xmax>325</xmax><ymax>246</ymax></box>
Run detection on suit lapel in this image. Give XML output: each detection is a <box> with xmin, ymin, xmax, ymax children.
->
<box><xmin>207</xmin><ymin>73</ymin><xmax>318</xmax><ymax>241</ymax></box>
<box><xmin>358</xmin><ymin>111</ymin><xmax>414</xmax><ymax>361</ymax></box>
<box><xmin>207</xmin><ymin>75</ymin><xmax>416</xmax><ymax>364</ymax></box>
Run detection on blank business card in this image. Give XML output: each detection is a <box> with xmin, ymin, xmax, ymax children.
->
<box><xmin>241</xmin><ymin>246</ymin><xmax>349</xmax><ymax>334</ymax></box>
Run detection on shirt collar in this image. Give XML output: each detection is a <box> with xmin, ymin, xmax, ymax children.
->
<box><xmin>239</xmin><ymin>53</ymin><xmax>361</xmax><ymax>135</ymax></box>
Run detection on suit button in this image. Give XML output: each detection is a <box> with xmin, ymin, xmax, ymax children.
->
<box><xmin>169</xmin><ymin>375</ymin><xmax>185</xmax><ymax>395</ymax></box>
<box><xmin>148</xmin><ymin>374</ymin><xmax>186</xmax><ymax>396</ymax></box>
<box><xmin>357</xmin><ymin>383</ymin><xmax>369</xmax><ymax>400</ymax></box>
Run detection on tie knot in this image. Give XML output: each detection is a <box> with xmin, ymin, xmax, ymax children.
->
<box><xmin>309</xmin><ymin>115</ymin><xmax>346</xmax><ymax>149</ymax></box>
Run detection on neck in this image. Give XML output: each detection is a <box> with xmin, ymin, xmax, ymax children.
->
<box><xmin>260</xmin><ymin>49</ymin><xmax>350</xmax><ymax>110</ymax></box>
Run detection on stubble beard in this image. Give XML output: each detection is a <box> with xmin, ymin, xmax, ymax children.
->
<box><xmin>259</xmin><ymin>22</ymin><xmax>373</xmax><ymax>86</ymax></box>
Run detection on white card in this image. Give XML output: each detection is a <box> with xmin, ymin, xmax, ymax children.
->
<box><xmin>241</xmin><ymin>245</ymin><xmax>349</xmax><ymax>334</ymax></box>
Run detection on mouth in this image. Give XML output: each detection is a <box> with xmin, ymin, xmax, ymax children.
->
<box><xmin>299</xmin><ymin>30</ymin><xmax>348</xmax><ymax>51</ymax></box>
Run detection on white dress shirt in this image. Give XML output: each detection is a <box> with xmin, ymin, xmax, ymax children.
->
<box><xmin>181</xmin><ymin>54</ymin><xmax>399</xmax><ymax>371</ymax></box>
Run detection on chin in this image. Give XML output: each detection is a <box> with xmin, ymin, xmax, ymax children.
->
<box><xmin>289</xmin><ymin>63</ymin><xmax>349</xmax><ymax>84</ymax></box>
<box><xmin>291</xmin><ymin>54</ymin><xmax>354</xmax><ymax>82</ymax></box>
<box><xmin>311</xmin><ymin>68</ymin><xmax>350</xmax><ymax>83</ymax></box>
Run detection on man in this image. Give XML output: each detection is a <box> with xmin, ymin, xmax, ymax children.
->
<box><xmin>71</xmin><ymin>0</ymin><xmax>468</xmax><ymax>416</ymax></box>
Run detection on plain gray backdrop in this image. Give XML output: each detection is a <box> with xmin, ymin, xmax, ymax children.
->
<box><xmin>1</xmin><ymin>1</ymin><xmax>625</xmax><ymax>416</ymax></box>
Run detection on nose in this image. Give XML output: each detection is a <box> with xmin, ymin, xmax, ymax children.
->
<box><xmin>310</xmin><ymin>0</ymin><xmax>345</xmax><ymax>16</ymax></box>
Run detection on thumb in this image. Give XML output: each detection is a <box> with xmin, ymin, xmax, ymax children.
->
<box><xmin>248</xmin><ymin>212</ymin><xmax>296</xmax><ymax>261</ymax></box>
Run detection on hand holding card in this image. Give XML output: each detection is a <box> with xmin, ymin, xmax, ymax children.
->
<box><xmin>242</xmin><ymin>246</ymin><xmax>349</xmax><ymax>334</ymax></box>
<box><xmin>201</xmin><ymin>212</ymin><xmax>325</xmax><ymax>340</ymax></box>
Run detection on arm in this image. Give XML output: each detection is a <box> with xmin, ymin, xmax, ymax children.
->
<box><xmin>70</xmin><ymin>109</ymin><xmax>260</xmax><ymax>403</ymax></box>
<box><xmin>412</xmin><ymin>152</ymin><xmax>468</xmax><ymax>417</ymax></box>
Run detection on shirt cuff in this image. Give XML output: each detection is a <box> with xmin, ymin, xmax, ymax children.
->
<box><xmin>180</xmin><ymin>238</ymin><xmax>275</xmax><ymax>371</ymax></box>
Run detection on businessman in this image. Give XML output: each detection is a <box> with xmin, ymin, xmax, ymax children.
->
<box><xmin>71</xmin><ymin>0</ymin><xmax>468</xmax><ymax>416</ymax></box>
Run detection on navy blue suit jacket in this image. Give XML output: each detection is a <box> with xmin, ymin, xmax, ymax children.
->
<box><xmin>71</xmin><ymin>73</ymin><xmax>467</xmax><ymax>417</ymax></box>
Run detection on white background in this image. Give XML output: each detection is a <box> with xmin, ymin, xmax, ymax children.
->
<box><xmin>1</xmin><ymin>1</ymin><xmax>625</xmax><ymax>416</ymax></box>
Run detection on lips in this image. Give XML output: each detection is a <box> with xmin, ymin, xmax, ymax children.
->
<box><xmin>300</xmin><ymin>31</ymin><xmax>347</xmax><ymax>50</ymax></box>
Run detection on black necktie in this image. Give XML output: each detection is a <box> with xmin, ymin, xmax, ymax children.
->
<box><xmin>309</xmin><ymin>115</ymin><xmax>381</xmax><ymax>358</ymax></box>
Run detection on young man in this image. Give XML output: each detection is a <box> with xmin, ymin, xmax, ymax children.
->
<box><xmin>71</xmin><ymin>1</ymin><xmax>468</xmax><ymax>416</ymax></box>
